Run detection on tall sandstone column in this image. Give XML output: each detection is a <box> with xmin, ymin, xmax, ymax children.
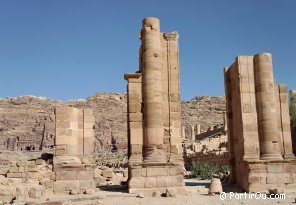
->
<box><xmin>141</xmin><ymin>17</ymin><xmax>166</xmax><ymax>163</ymax></box>
<box><xmin>190</xmin><ymin>125</ymin><xmax>195</xmax><ymax>142</ymax></box>
<box><xmin>196</xmin><ymin>123</ymin><xmax>201</xmax><ymax>135</ymax></box>
<box><xmin>181</xmin><ymin>126</ymin><xmax>186</xmax><ymax>139</ymax></box>
<box><xmin>254</xmin><ymin>53</ymin><xmax>282</xmax><ymax>160</ymax></box>
<box><xmin>125</xmin><ymin>17</ymin><xmax>185</xmax><ymax>196</ymax></box>
<box><xmin>223</xmin><ymin>111</ymin><xmax>227</xmax><ymax>132</ymax></box>
<box><xmin>278</xmin><ymin>84</ymin><xmax>294</xmax><ymax>158</ymax></box>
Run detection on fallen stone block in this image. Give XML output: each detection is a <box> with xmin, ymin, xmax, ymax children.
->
<box><xmin>35</xmin><ymin>159</ymin><xmax>45</xmax><ymax>165</ymax></box>
<box><xmin>53</xmin><ymin>180</ymin><xmax>79</xmax><ymax>194</ymax></box>
<box><xmin>28</xmin><ymin>186</ymin><xmax>45</xmax><ymax>199</ymax></box>
<box><xmin>27</xmin><ymin>165</ymin><xmax>39</xmax><ymax>172</ymax></box>
<box><xmin>85</xmin><ymin>189</ymin><xmax>95</xmax><ymax>194</ymax></box>
<box><xmin>102</xmin><ymin>169</ymin><xmax>113</xmax><ymax>178</ymax></box>
<box><xmin>166</xmin><ymin>188</ymin><xmax>176</xmax><ymax>197</ymax></box>
<box><xmin>9</xmin><ymin>166</ymin><xmax>19</xmax><ymax>173</ymax></box>
<box><xmin>0</xmin><ymin>166</ymin><xmax>9</xmax><ymax>175</ymax></box>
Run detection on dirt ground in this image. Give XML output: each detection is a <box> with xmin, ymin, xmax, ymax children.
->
<box><xmin>21</xmin><ymin>179</ymin><xmax>295</xmax><ymax>205</ymax></box>
<box><xmin>98</xmin><ymin>179</ymin><xmax>295</xmax><ymax>205</ymax></box>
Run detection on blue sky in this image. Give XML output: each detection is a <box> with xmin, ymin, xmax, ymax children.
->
<box><xmin>0</xmin><ymin>0</ymin><xmax>295</xmax><ymax>101</ymax></box>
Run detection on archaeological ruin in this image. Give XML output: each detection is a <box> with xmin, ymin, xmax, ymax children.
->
<box><xmin>124</xmin><ymin>17</ymin><xmax>186</xmax><ymax>195</ymax></box>
<box><xmin>54</xmin><ymin>106</ymin><xmax>96</xmax><ymax>194</ymax></box>
<box><xmin>1</xmin><ymin>15</ymin><xmax>296</xmax><ymax>204</ymax></box>
<box><xmin>224</xmin><ymin>53</ymin><xmax>296</xmax><ymax>192</ymax></box>
<box><xmin>183</xmin><ymin>113</ymin><xmax>229</xmax><ymax>169</ymax></box>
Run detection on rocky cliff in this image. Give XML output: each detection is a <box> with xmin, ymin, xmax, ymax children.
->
<box><xmin>0</xmin><ymin>93</ymin><xmax>226</xmax><ymax>151</ymax></box>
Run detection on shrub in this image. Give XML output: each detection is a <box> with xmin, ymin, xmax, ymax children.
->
<box><xmin>289</xmin><ymin>93</ymin><xmax>296</xmax><ymax>132</ymax></box>
<box><xmin>191</xmin><ymin>162</ymin><xmax>229</xmax><ymax>180</ymax></box>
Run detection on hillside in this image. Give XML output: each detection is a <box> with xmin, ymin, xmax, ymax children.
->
<box><xmin>0</xmin><ymin>93</ymin><xmax>226</xmax><ymax>150</ymax></box>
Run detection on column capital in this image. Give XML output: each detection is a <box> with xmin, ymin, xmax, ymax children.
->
<box><xmin>163</xmin><ymin>32</ymin><xmax>179</xmax><ymax>41</ymax></box>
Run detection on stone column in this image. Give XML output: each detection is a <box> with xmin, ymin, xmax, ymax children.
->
<box><xmin>7</xmin><ymin>137</ymin><xmax>17</xmax><ymax>151</ymax></box>
<box><xmin>181</xmin><ymin>126</ymin><xmax>186</xmax><ymax>140</ymax></box>
<box><xmin>124</xmin><ymin>73</ymin><xmax>143</xmax><ymax>164</ymax></box>
<box><xmin>223</xmin><ymin>111</ymin><xmax>227</xmax><ymax>132</ymax></box>
<box><xmin>279</xmin><ymin>84</ymin><xmax>295</xmax><ymax>158</ymax></box>
<box><xmin>141</xmin><ymin>17</ymin><xmax>166</xmax><ymax>163</ymax></box>
<box><xmin>254</xmin><ymin>53</ymin><xmax>282</xmax><ymax>160</ymax></box>
<box><xmin>195</xmin><ymin>123</ymin><xmax>201</xmax><ymax>135</ymax></box>
<box><xmin>190</xmin><ymin>125</ymin><xmax>195</xmax><ymax>141</ymax></box>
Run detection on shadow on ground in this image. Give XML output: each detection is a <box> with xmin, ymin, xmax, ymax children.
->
<box><xmin>97</xmin><ymin>184</ymin><xmax>128</xmax><ymax>193</ymax></box>
<box><xmin>185</xmin><ymin>181</ymin><xmax>210</xmax><ymax>187</ymax></box>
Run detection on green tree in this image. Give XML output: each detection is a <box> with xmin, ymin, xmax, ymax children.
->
<box><xmin>289</xmin><ymin>92</ymin><xmax>296</xmax><ymax>132</ymax></box>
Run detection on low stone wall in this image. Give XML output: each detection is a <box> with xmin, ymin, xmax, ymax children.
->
<box><xmin>192</xmin><ymin>135</ymin><xmax>228</xmax><ymax>153</ymax></box>
<box><xmin>0</xmin><ymin>158</ymin><xmax>55</xmax><ymax>203</ymax></box>
<box><xmin>184</xmin><ymin>152</ymin><xmax>229</xmax><ymax>170</ymax></box>
<box><xmin>0</xmin><ymin>155</ymin><xmax>128</xmax><ymax>204</ymax></box>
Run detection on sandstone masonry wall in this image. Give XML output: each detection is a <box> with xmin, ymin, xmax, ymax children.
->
<box><xmin>53</xmin><ymin>106</ymin><xmax>95</xmax><ymax>195</ymax></box>
<box><xmin>224</xmin><ymin>53</ymin><xmax>296</xmax><ymax>192</ymax></box>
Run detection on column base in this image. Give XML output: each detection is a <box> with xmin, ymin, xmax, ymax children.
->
<box><xmin>143</xmin><ymin>146</ymin><xmax>167</xmax><ymax>164</ymax></box>
<box><xmin>283</xmin><ymin>153</ymin><xmax>295</xmax><ymax>159</ymax></box>
<box><xmin>128</xmin><ymin>161</ymin><xmax>186</xmax><ymax>196</ymax></box>
<box><xmin>260</xmin><ymin>153</ymin><xmax>283</xmax><ymax>160</ymax></box>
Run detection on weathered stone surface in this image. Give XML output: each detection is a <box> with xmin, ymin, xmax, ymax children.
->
<box><xmin>208</xmin><ymin>178</ymin><xmax>223</xmax><ymax>194</ymax></box>
<box><xmin>0</xmin><ymin>166</ymin><xmax>9</xmax><ymax>175</ymax></box>
<box><xmin>28</xmin><ymin>186</ymin><xmax>45</xmax><ymax>199</ymax></box>
<box><xmin>40</xmin><ymin>179</ymin><xmax>53</xmax><ymax>189</ymax></box>
<box><xmin>79</xmin><ymin>180</ymin><xmax>95</xmax><ymax>190</ymax></box>
<box><xmin>0</xmin><ymin>186</ymin><xmax>16</xmax><ymax>204</ymax></box>
<box><xmin>53</xmin><ymin>106</ymin><xmax>95</xmax><ymax>196</ymax></box>
<box><xmin>26</xmin><ymin>172</ymin><xmax>43</xmax><ymax>180</ymax></box>
<box><xmin>166</xmin><ymin>188</ymin><xmax>177</xmax><ymax>197</ymax></box>
<box><xmin>27</xmin><ymin>165</ymin><xmax>39</xmax><ymax>172</ymax></box>
<box><xmin>77</xmin><ymin>170</ymin><xmax>93</xmax><ymax>180</ymax></box>
<box><xmin>152</xmin><ymin>191</ymin><xmax>161</xmax><ymax>197</ymax></box>
<box><xmin>85</xmin><ymin>189</ymin><xmax>95</xmax><ymax>194</ymax></box>
<box><xmin>36</xmin><ymin>159</ymin><xmax>45</xmax><ymax>165</ymax></box>
<box><xmin>267</xmin><ymin>164</ymin><xmax>283</xmax><ymax>173</ymax></box>
<box><xmin>102</xmin><ymin>169</ymin><xmax>113</xmax><ymax>178</ymax></box>
<box><xmin>9</xmin><ymin>166</ymin><xmax>19</xmax><ymax>173</ymax></box>
<box><xmin>137</xmin><ymin>193</ymin><xmax>144</xmax><ymax>198</ymax></box>
<box><xmin>70</xmin><ymin>189</ymin><xmax>80</xmax><ymax>195</ymax></box>
<box><xmin>125</xmin><ymin>17</ymin><xmax>186</xmax><ymax>195</ymax></box>
<box><xmin>224</xmin><ymin>53</ymin><xmax>296</xmax><ymax>193</ymax></box>
<box><xmin>16</xmin><ymin>161</ymin><xmax>27</xmax><ymax>167</ymax></box>
<box><xmin>53</xmin><ymin>180</ymin><xmax>79</xmax><ymax>194</ymax></box>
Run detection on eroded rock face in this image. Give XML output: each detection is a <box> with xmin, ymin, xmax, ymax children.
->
<box><xmin>0</xmin><ymin>96</ymin><xmax>60</xmax><ymax>151</ymax></box>
<box><xmin>0</xmin><ymin>93</ymin><xmax>225</xmax><ymax>152</ymax></box>
<box><xmin>0</xmin><ymin>93</ymin><xmax>128</xmax><ymax>152</ymax></box>
<box><xmin>181</xmin><ymin>96</ymin><xmax>226</xmax><ymax>135</ymax></box>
